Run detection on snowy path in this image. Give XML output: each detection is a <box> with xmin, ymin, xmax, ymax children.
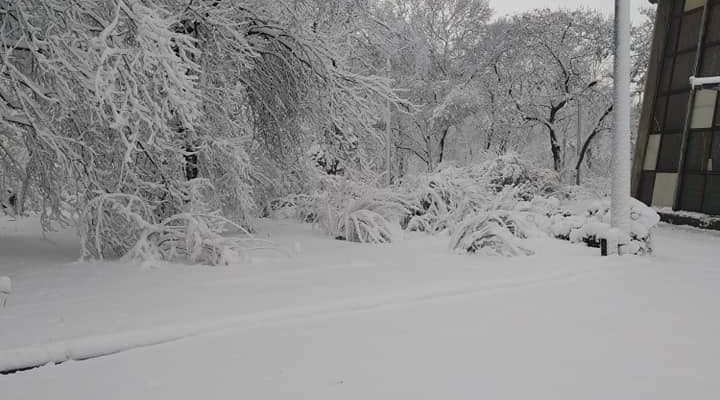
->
<box><xmin>1</xmin><ymin>217</ymin><xmax>720</xmax><ymax>398</ymax></box>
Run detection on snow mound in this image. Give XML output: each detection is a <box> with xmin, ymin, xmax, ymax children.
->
<box><xmin>551</xmin><ymin>198</ymin><xmax>660</xmax><ymax>255</ymax></box>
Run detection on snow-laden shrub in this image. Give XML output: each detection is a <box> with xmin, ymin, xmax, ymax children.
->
<box><xmin>550</xmin><ymin>198</ymin><xmax>660</xmax><ymax>255</ymax></box>
<box><xmin>326</xmin><ymin>181</ymin><xmax>411</xmax><ymax>244</ymax></box>
<box><xmin>401</xmin><ymin>154</ymin><xmax>559</xmax><ymax>233</ymax></box>
<box><xmin>511</xmin><ymin>195</ymin><xmax>563</xmax><ymax>238</ymax></box>
<box><xmin>481</xmin><ymin>153</ymin><xmax>560</xmax><ymax>200</ymax></box>
<box><xmin>79</xmin><ymin>193</ymin><xmax>257</xmax><ymax>266</ymax></box>
<box><xmin>402</xmin><ymin>166</ymin><xmax>484</xmax><ymax>233</ymax></box>
<box><xmin>336</xmin><ymin>205</ymin><xmax>394</xmax><ymax>243</ymax></box>
<box><xmin>269</xmin><ymin>194</ymin><xmax>318</xmax><ymax>223</ymax></box>
<box><xmin>276</xmin><ymin>176</ymin><xmax>411</xmax><ymax>244</ymax></box>
<box><xmin>449</xmin><ymin>210</ymin><xmax>534</xmax><ymax>257</ymax></box>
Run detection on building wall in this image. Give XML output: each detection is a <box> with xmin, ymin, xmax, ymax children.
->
<box><xmin>634</xmin><ymin>0</ymin><xmax>720</xmax><ymax>215</ymax></box>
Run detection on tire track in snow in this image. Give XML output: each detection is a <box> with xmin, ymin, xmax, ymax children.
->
<box><xmin>0</xmin><ymin>264</ymin><xmax>609</xmax><ymax>375</ymax></box>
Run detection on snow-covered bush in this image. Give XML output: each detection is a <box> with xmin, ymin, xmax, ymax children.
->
<box><xmin>276</xmin><ymin>176</ymin><xmax>411</xmax><ymax>244</ymax></box>
<box><xmin>401</xmin><ymin>154</ymin><xmax>559</xmax><ymax>233</ymax></box>
<box><xmin>481</xmin><ymin>153</ymin><xmax>560</xmax><ymax>200</ymax></box>
<box><xmin>335</xmin><ymin>204</ymin><xmax>395</xmax><ymax>244</ymax></box>
<box><xmin>550</xmin><ymin>198</ymin><xmax>660</xmax><ymax>255</ymax></box>
<box><xmin>449</xmin><ymin>210</ymin><xmax>534</xmax><ymax>257</ymax></box>
<box><xmin>79</xmin><ymin>194</ymin><xmax>256</xmax><ymax>265</ymax></box>
<box><xmin>402</xmin><ymin>166</ymin><xmax>482</xmax><ymax>233</ymax></box>
<box><xmin>269</xmin><ymin>195</ymin><xmax>318</xmax><ymax>223</ymax></box>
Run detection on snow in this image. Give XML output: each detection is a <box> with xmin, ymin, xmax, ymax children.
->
<box><xmin>689</xmin><ymin>75</ymin><xmax>720</xmax><ymax>89</ymax></box>
<box><xmin>0</xmin><ymin>276</ymin><xmax>10</xmax><ymax>293</ymax></box>
<box><xmin>1</xmin><ymin>216</ymin><xmax>720</xmax><ymax>398</ymax></box>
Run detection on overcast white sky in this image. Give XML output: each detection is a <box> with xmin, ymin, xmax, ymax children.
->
<box><xmin>491</xmin><ymin>0</ymin><xmax>652</xmax><ymax>24</ymax></box>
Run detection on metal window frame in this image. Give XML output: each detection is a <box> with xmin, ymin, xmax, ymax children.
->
<box><xmin>673</xmin><ymin>0</ymin><xmax>712</xmax><ymax>211</ymax></box>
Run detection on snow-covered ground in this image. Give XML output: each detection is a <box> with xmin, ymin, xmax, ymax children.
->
<box><xmin>1</xmin><ymin>216</ymin><xmax>719</xmax><ymax>399</ymax></box>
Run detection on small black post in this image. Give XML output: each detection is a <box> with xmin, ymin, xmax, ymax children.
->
<box><xmin>600</xmin><ymin>238</ymin><xmax>608</xmax><ymax>256</ymax></box>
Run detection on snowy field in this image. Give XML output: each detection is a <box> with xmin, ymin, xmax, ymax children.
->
<box><xmin>1</xmin><ymin>216</ymin><xmax>720</xmax><ymax>399</ymax></box>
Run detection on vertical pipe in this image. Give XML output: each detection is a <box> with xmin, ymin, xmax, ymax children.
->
<box><xmin>612</xmin><ymin>0</ymin><xmax>632</xmax><ymax>241</ymax></box>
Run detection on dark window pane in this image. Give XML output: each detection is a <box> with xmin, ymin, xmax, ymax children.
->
<box><xmin>671</xmin><ymin>51</ymin><xmax>696</xmax><ymax>90</ymax></box>
<box><xmin>685</xmin><ymin>131</ymin><xmax>712</xmax><ymax>171</ymax></box>
<box><xmin>658</xmin><ymin>133</ymin><xmax>683</xmax><ymax>171</ymax></box>
<box><xmin>666</xmin><ymin>92</ymin><xmax>690</xmax><ymax>131</ymax></box>
<box><xmin>712</xmin><ymin>131</ymin><xmax>720</xmax><ymax>170</ymax></box>
<box><xmin>638</xmin><ymin>172</ymin><xmax>656</xmax><ymax>206</ymax></box>
<box><xmin>678</xmin><ymin>12</ymin><xmax>702</xmax><ymax>51</ymax></box>
<box><xmin>700</xmin><ymin>45</ymin><xmax>720</xmax><ymax>76</ymax></box>
<box><xmin>703</xmin><ymin>175</ymin><xmax>720</xmax><ymax>215</ymax></box>
<box><xmin>705</xmin><ymin>5</ymin><xmax>720</xmax><ymax>43</ymax></box>
<box><xmin>680</xmin><ymin>174</ymin><xmax>705</xmax><ymax>212</ymax></box>
<box><xmin>652</xmin><ymin>96</ymin><xmax>667</xmax><ymax>132</ymax></box>
<box><xmin>666</xmin><ymin>17</ymin><xmax>681</xmax><ymax>54</ymax></box>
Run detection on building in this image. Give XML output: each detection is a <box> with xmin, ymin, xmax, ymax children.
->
<box><xmin>633</xmin><ymin>0</ymin><xmax>720</xmax><ymax>215</ymax></box>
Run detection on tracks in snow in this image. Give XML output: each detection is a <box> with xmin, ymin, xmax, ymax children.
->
<box><xmin>0</xmin><ymin>264</ymin><xmax>608</xmax><ymax>375</ymax></box>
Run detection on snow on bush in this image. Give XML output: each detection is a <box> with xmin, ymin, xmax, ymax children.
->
<box><xmin>79</xmin><ymin>192</ymin><xmax>258</xmax><ymax>266</ymax></box>
<box><xmin>401</xmin><ymin>166</ymin><xmax>481</xmax><ymax>233</ymax></box>
<box><xmin>482</xmin><ymin>153</ymin><xmax>560</xmax><ymax>200</ymax></box>
<box><xmin>550</xmin><ymin>198</ymin><xmax>660</xmax><ymax>255</ymax></box>
<box><xmin>449</xmin><ymin>210</ymin><xmax>534</xmax><ymax>257</ymax></box>
<box><xmin>402</xmin><ymin>154</ymin><xmax>559</xmax><ymax>233</ymax></box>
<box><xmin>269</xmin><ymin>195</ymin><xmax>317</xmax><ymax>223</ymax></box>
<box><xmin>276</xmin><ymin>176</ymin><xmax>411</xmax><ymax>244</ymax></box>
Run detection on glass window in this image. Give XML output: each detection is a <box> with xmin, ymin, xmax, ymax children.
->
<box><xmin>652</xmin><ymin>96</ymin><xmax>667</xmax><ymax>132</ymax></box>
<box><xmin>652</xmin><ymin>173</ymin><xmax>679</xmax><ymax>208</ymax></box>
<box><xmin>705</xmin><ymin>5</ymin><xmax>720</xmax><ymax>43</ymax></box>
<box><xmin>680</xmin><ymin>173</ymin><xmax>706</xmax><ymax>211</ymax></box>
<box><xmin>658</xmin><ymin>133</ymin><xmax>683</xmax><ymax>171</ymax></box>
<box><xmin>678</xmin><ymin>11</ymin><xmax>703</xmax><ymax>51</ymax></box>
<box><xmin>672</xmin><ymin>52</ymin><xmax>696</xmax><ymax>90</ymax></box>
<box><xmin>711</xmin><ymin>131</ymin><xmax>720</xmax><ymax>170</ymax></box>
<box><xmin>684</xmin><ymin>0</ymin><xmax>705</xmax><ymax>12</ymax></box>
<box><xmin>644</xmin><ymin>134</ymin><xmax>661</xmax><ymax>170</ymax></box>
<box><xmin>703</xmin><ymin>175</ymin><xmax>720</xmax><ymax>215</ymax></box>
<box><xmin>665</xmin><ymin>92</ymin><xmax>690</xmax><ymax>131</ymax></box>
<box><xmin>638</xmin><ymin>171</ymin><xmax>656</xmax><ymax>206</ymax></box>
<box><xmin>700</xmin><ymin>45</ymin><xmax>720</xmax><ymax>76</ymax></box>
<box><xmin>691</xmin><ymin>90</ymin><xmax>717</xmax><ymax>128</ymax></box>
<box><xmin>685</xmin><ymin>131</ymin><xmax>712</xmax><ymax>171</ymax></box>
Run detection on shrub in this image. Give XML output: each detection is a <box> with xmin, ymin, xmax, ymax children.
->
<box><xmin>274</xmin><ymin>175</ymin><xmax>411</xmax><ymax>244</ymax></box>
<box><xmin>401</xmin><ymin>154</ymin><xmax>560</xmax><ymax>233</ymax></box>
<box><xmin>550</xmin><ymin>198</ymin><xmax>660</xmax><ymax>255</ymax></box>
<box><xmin>449</xmin><ymin>210</ymin><xmax>534</xmax><ymax>257</ymax></box>
<box><xmin>79</xmin><ymin>193</ymin><xmax>257</xmax><ymax>266</ymax></box>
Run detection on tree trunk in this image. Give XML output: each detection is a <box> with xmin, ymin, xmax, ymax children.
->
<box><xmin>438</xmin><ymin>126</ymin><xmax>450</xmax><ymax>165</ymax></box>
<box><xmin>549</xmin><ymin>128</ymin><xmax>562</xmax><ymax>172</ymax></box>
